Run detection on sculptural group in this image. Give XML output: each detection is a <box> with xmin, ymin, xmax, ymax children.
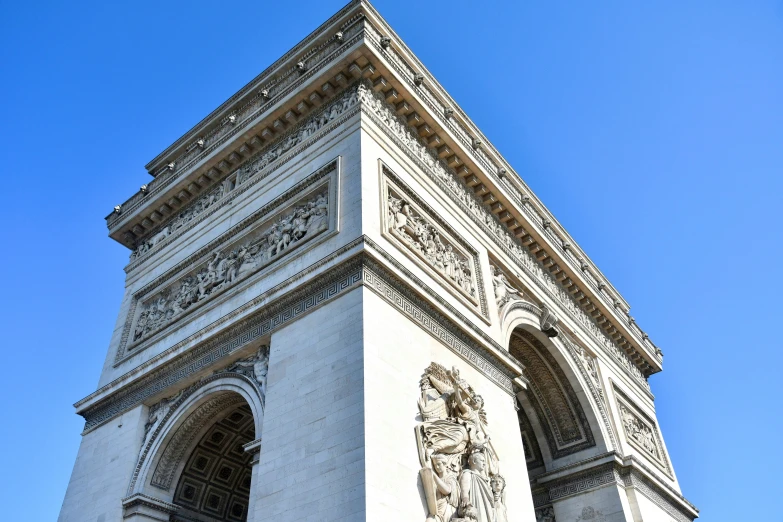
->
<box><xmin>387</xmin><ymin>193</ymin><xmax>475</xmax><ymax>297</ymax></box>
<box><xmin>416</xmin><ymin>362</ymin><xmax>506</xmax><ymax>522</ymax></box>
<box><xmin>132</xmin><ymin>192</ymin><xmax>328</xmax><ymax>343</ymax></box>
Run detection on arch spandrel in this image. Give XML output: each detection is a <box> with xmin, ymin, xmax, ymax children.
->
<box><xmin>127</xmin><ymin>373</ymin><xmax>265</xmax><ymax>504</ymax></box>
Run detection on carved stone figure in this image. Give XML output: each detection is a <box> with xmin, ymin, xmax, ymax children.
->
<box><xmin>535</xmin><ymin>506</ymin><xmax>556</xmax><ymax>522</ymax></box>
<box><xmin>226</xmin><ymin>346</ymin><xmax>270</xmax><ymax>401</ymax></box>
<box><xmin>490</xmin><ymin>474</ymin><xmax>507</xmax><ymax>522</ymax></box>
<box><xmin>416</xmin><ymin>362</ymin><xmax>505</xmax><ymax>522</ymax></box>
<box><xmin>458</xmin><ymin>451</ymin><xmax>494</xmax><ymax>522</ymax></box>
<box><xmin>387</xmin><ymin>192</ymin><xmax>476</xmax><ymax>297</ymax></box>
<box><xmin>132</xmin><ymin>190</ymin><xmax>329</xmax><ymax>344</ymax></box>
<box><xmin>425</xmin><ymin>454</ymin><xmax>459</xmax><ymax>522</ymax></box>
<box><xmin>490</xmin><ymin>265</ymin><xmax>520</xmax><ymax>310</ymax></box>
<box><xmin>141</xmin><ymin>389</ymin><xmax>184</xmax><ymax>449</ymax></box>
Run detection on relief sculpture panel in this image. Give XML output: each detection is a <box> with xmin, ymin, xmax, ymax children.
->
<box><xmin>415</xmin><ymin>362</ymin><xmax>507</xmax><ymax>522</ymax></box>
<box><xmin>381</xmin><ymin>166</ymin><xmax>488</xmax><ymax>320</ymax></box>
<box><xmin>118</xmin><ymin>164</ymin><xmax>338</xmax><ymax>360</ymax></box>
<box><xmin>613</xmin><ymin>385</ymin><xmax>671</xmax><ymax>475</ymax></box>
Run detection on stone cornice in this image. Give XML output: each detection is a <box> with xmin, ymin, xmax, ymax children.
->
<box><xmin>355</xmin><ymin>6</ymin><xmax>661</xmax><ymax>375</ymax></box>
<box><xmin>144</xmin><ymin>0</ymin><xmax>363</xmax><ymax>177</ymax></box>
<box><xmin>105</xmin><ymin>3</ymin><xmax>371</xmax><ymax>246</ymax></box>
<box><xmin>105</xmin><ymin>0</ymin><xmax>661</xmax><ymax>380</ymax></box>
<box><xmin>357</xmin><ymin>81</ymin><xmax>653</xmax><ymax>387</ymax></box>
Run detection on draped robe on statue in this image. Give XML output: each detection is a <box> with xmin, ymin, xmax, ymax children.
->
<box><xmin>460</xmin><ymin>469</ymin><xmax>495</xmax><ymax>522</ymax></box>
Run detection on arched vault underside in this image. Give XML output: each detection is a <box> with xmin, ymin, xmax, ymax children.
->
<box><xmin>510</xmin><ymin>328</ymin><xmax>610</xmax><ymax>476</ymax></box>
<box><xmin>172</xmin><ymin>403</ymin><xmax>255</xmax><ymax>522</ymax></box>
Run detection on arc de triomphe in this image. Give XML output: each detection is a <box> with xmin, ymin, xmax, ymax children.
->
<box><xmin>59</xmin><ymin>2</ymin><xmax>698</xmax><ymax>521</ymax></box>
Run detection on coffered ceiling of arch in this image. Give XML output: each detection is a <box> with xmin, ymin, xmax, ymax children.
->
<box><xmin>510</xmin><ymin>330</ymin><xmax>595</xmax><ymax>460</ymax></box>
<box><xmin>172</xmin><ymin>404</ymin><xmax>255</xmax><ymax>522</ymax></box>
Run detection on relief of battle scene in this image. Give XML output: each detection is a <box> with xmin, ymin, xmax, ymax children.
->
<box><xmin>130</xmin><ymin>187</ymin><xmax>330</xmax><ymax>346</ymax></box>
<box><xmin>416</xmin><ymin>363</ymin><xmax>507</xmax><ymax>522</ymax></box>
<box><xmin>385</xmin><ymin>186</ymin><xmax>477</xmax><ymax>302</ymax></box>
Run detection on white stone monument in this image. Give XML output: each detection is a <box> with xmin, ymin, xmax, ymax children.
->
<box><xmin>58</xmin><ymin>2</ymin><xmax>698</xmax><ymax>521</ymax></box>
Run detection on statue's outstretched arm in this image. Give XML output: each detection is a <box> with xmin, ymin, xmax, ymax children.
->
<box><xmin>428</xmin><ymin>375</ymin><xmax>453</xmax><ymax>396</ymax></box>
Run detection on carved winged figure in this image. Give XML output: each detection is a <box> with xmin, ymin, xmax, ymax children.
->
<box><xmin>491</xmin><ymin>265</ymin><xmax>520</xmax><ymax>309</ymax></box>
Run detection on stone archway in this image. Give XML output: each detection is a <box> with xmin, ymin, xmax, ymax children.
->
<box><xmin>123</xmin><ymin>372</ymin><xmax>265</xmax><ymax>521</ymax></box>
<box><xmin>497</xmin><ymin>303</ymin><xmax>620</xmax><ymax>520</ymax></box>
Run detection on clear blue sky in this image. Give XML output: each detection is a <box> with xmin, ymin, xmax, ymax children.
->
<box><xmin>1</xmin><ymin>1</ymin><xmax>780</xmax><ymax>519</ymax></box>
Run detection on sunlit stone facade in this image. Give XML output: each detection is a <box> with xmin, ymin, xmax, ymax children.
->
<box><xmin>58</xmin><ymin>2</ymin><xmax>697</xmax><ymax>521</ymax></box>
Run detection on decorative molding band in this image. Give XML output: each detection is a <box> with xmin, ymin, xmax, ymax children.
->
<box><xmin>546</xmin><ymin>463</ymin><xmax>621</xmax><ymax>503</ymax></box>
<box><xmin>361</xmin><ymin>236</ymin><xmax>521</xmax><ymax>377</ymax></box>
<box><xmin>362</xmin><ymin>9</ymin><xmax>659</xmax><ymax>361</ymax></box>
<box><xmin>121</xmin><ymin>493</ymin><xmax>180</xmax><ymax>516</ymax></box>
<box><xmin>127</xmin><ymin>84</ymin><xmax>360</xmax><ymax>269</ymax></box>
<box><xmin>380</xmin><ymin>163</ymin><xmax>489</xmax><ymax>320</ymax></box>
<box><xmin>82</xmin><ymin>246</ymin><xmax>519</xmax><ymax>432</ymax></box>
<box><xmin>612</xmin><ymin>384</ymin><xmax>672</xmax><ymax>476</ymax></box>
<box><xmin>621</xmin><ymin>467</ymin><xmax>697</xmax><ymax>522</ymax></box>
<box><xmin>362</xmin><ymin>260</ymin><xmax>513</xmax><ymax>392</ymax></box>
<box><xmin>117</xmin><ymin>160</ymin><xmax>339</xmax><ymax>361</ymax></box>
<box><xmin>530</xmin><ymin>451</ymin><xmax>697</xmax><ymax>521</ymax></box>
<box><xmin>83</xmin><ymin>254</ymin><xmax>364</xmax><ymax>432</ymax></box>
<box><xmin>108</xmin><ymin>8</ymin><xmax>366</xmax><ymax>230</ymax></box>
<box><xmin>356</xmin><ymin>81</ymin><xmax>652</xmax><ymax>391</ymax></box>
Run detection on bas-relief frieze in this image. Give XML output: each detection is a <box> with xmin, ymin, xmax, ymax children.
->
<box><xmin>117</xmin><ymin>162</ymin><xmax>338</xmax><ymax>361</ymax></box>
<box><xmin>380</xmin><ymin>166</ymin><xmax>488</xmax><ymax>319</ymax></box>
<box><xmin>128</xmin><ymin>84</ymin><xmax>361</xmax><ymax>267</ymax></box>
<box><xmin>612</xmin><ymin>385</ymin><xmax>671</xmax><ymax>476</ymax></box>
<box><xmin>415</xmin><ymin>362</ymin><xmax>508</xmax><ymax>522</ymax></box>
<box><xmin>83</xmin><ymin>249</ymin><xmax>517</xmax><ymax>433</ymax></box>
<box><xmin>131</xmin><ymin>189</ymin><xmax>329</xmax><ymax>344</ymax></box>
<box><xmin>355</xmin><ymin>81</ymin><xmax>651</xmax><ymax>392</ymax></box>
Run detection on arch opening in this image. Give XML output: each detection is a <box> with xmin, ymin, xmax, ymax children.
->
<box><xmin>124</xmin><ymin>372</ymin><xmax>265</xmax><ymax>522</ymax></box>
<box><xmin>170</xmin><ymin>402</ymin><xmax>255</xmax><ymax>522</ymax></box>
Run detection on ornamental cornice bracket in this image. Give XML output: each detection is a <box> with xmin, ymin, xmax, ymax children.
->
<box><xmin>355</xmin><ymin>7</ymin><xmax>662</xmax><ymax>375</ymax></box>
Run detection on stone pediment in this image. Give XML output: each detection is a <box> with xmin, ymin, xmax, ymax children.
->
<box><xmin>104</xmin><ymin>0</ymin><xmax>661</xmax><ymax>379</ymax></box>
